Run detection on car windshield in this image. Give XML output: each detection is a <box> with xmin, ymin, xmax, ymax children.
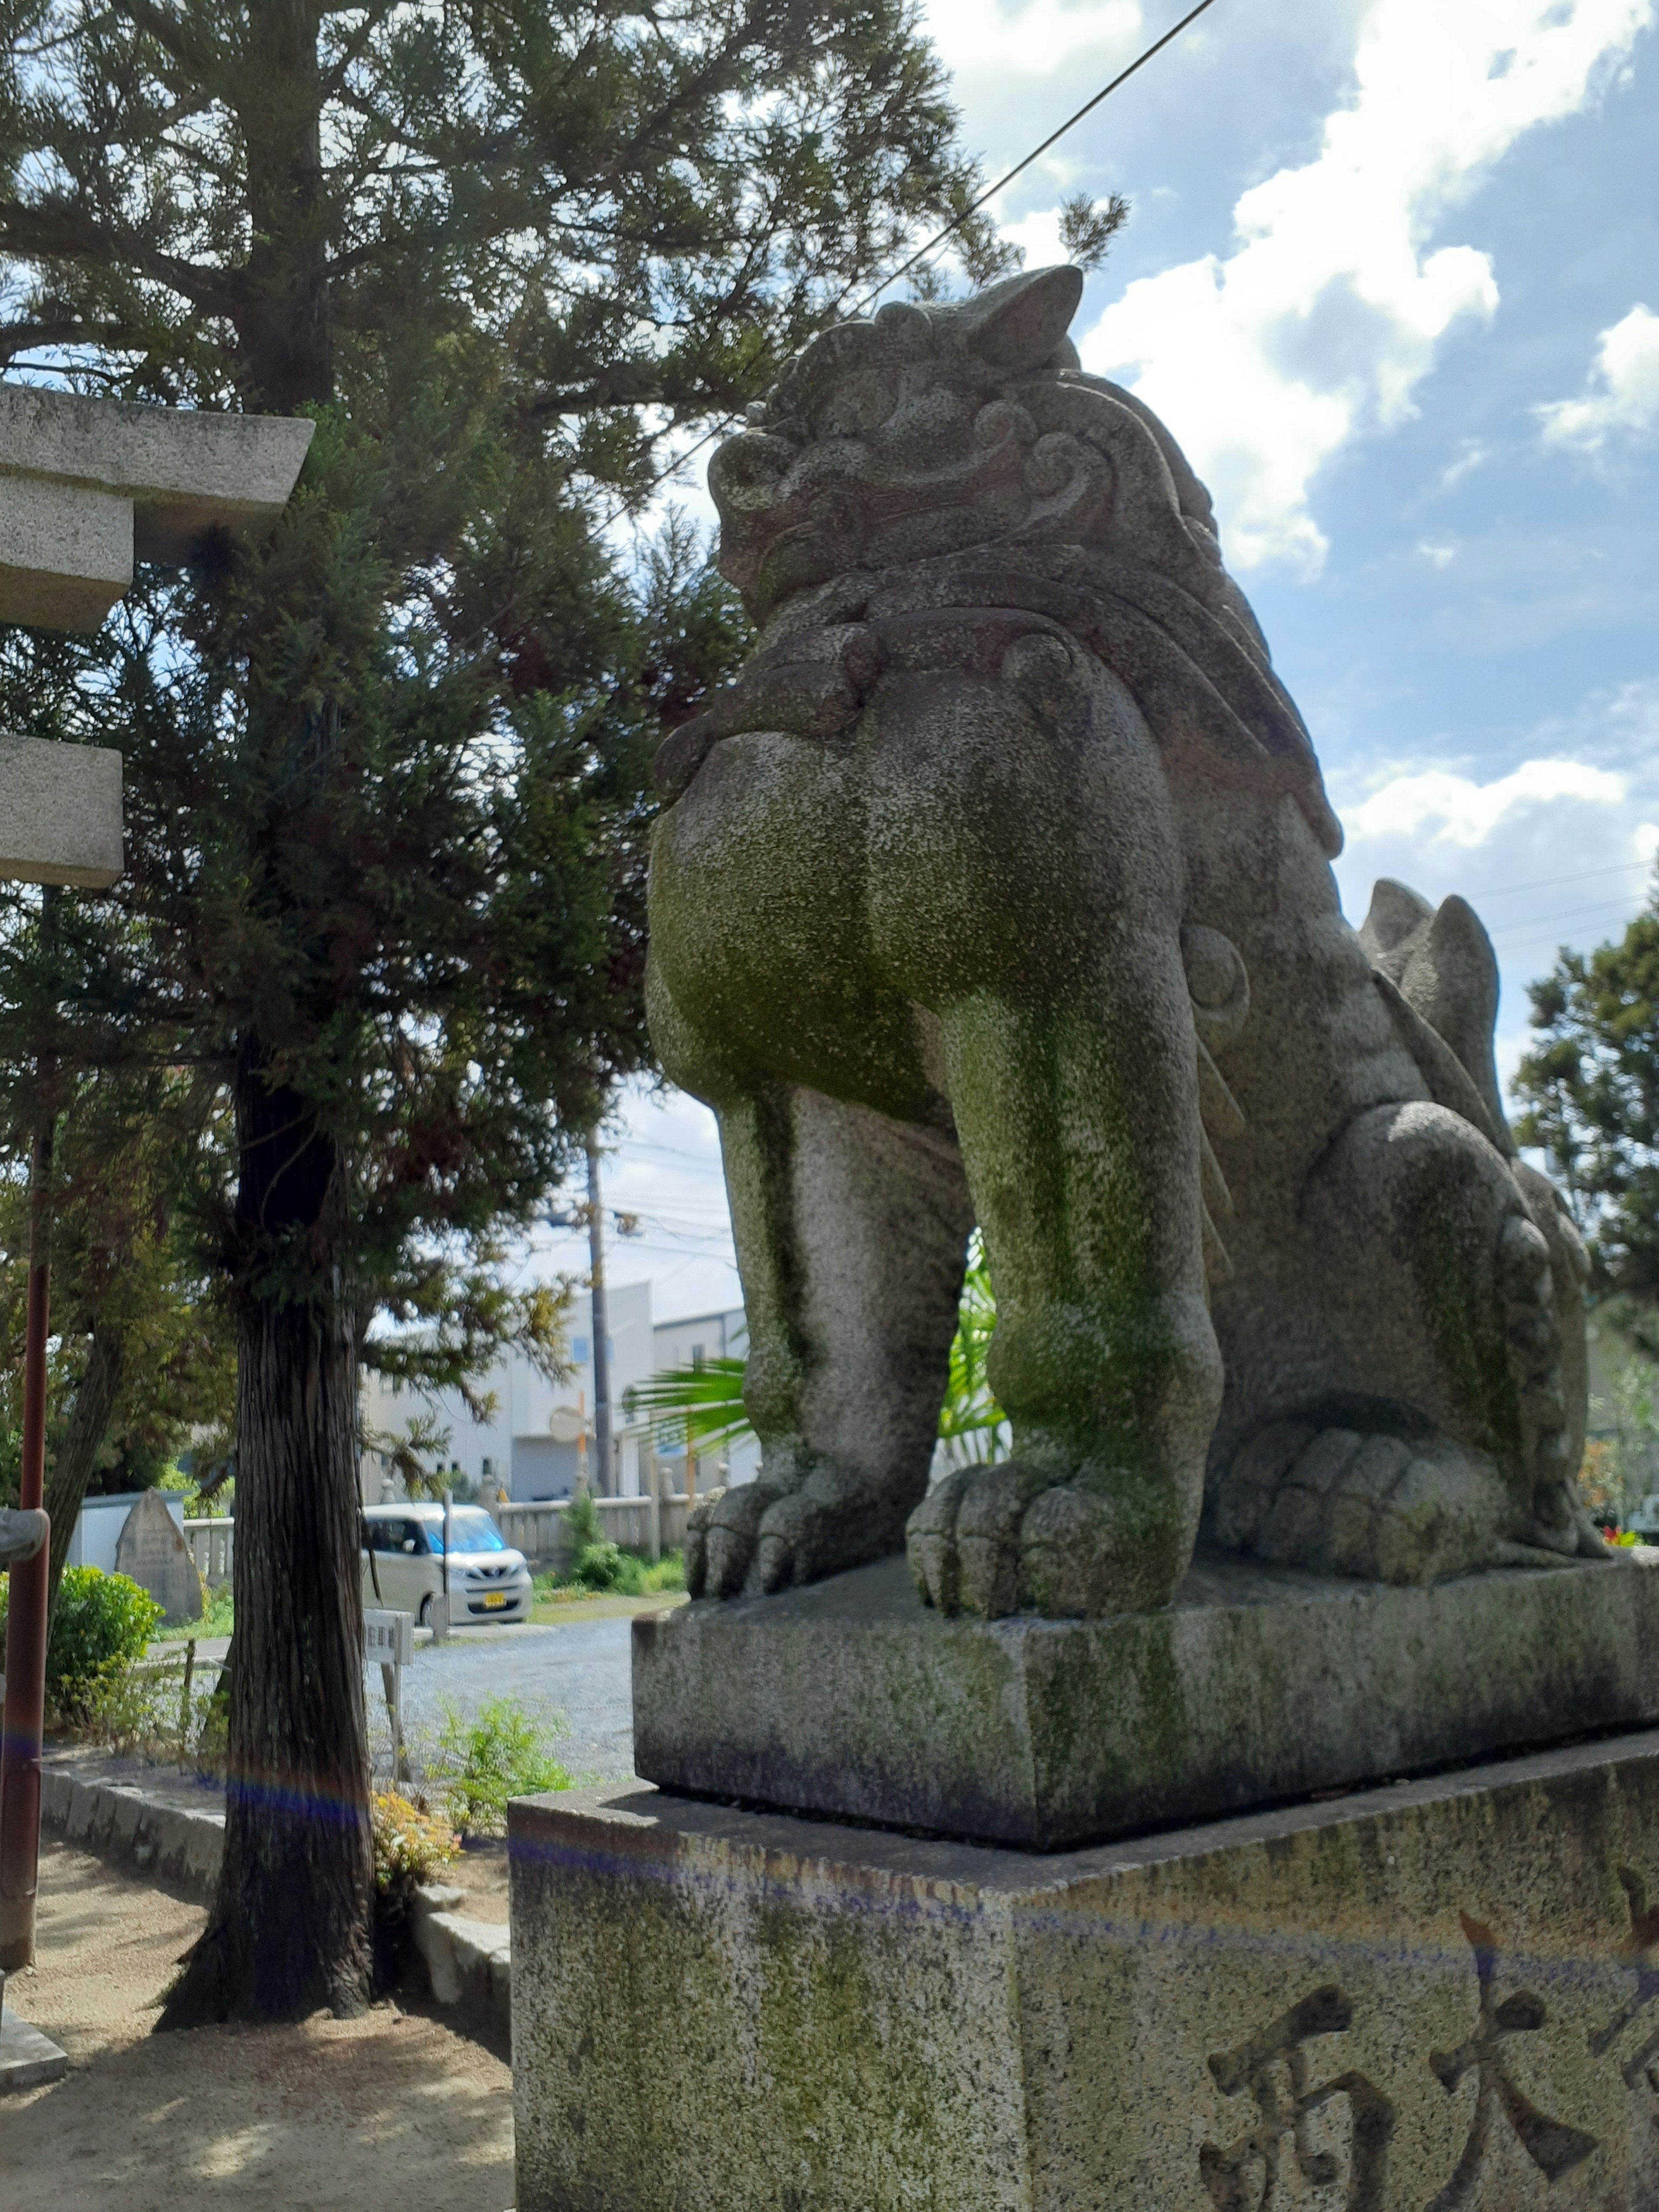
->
<box><xmin>429</xmin><ymin>1507</ymin><xmax>506</xmax><ymax>1554</ymax></box>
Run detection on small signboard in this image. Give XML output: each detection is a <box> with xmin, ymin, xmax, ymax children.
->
<box><xmin>364</xmin><ymin>1607</ymin><xmax>413</xmax><ymax>1668</ymax></box>
<box><xmin>364</xmin><ymin>1606</ymin><xmax>414</xmax><ymax>1781</ymax></box>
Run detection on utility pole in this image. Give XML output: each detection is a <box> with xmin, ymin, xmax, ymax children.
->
<box><xmin>587</xmin><ymin>1132</ymin><xmax>613</xmax><ymax>1498</ymax></box>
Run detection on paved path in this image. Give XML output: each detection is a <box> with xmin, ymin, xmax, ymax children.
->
<box><xmin>378</xmin><ymin>1616</ymin><xmax>636</xmax><ymax>1781</ymax></box>
<box><xmin>156</xmin><ymin>1601</ymin><xmax>658</xmax><ymax>1782</ymax></box>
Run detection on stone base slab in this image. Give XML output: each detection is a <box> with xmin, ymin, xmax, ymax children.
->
<box><xmin>0</xmin><ymin>2005</ymin><xmax>68</xmax><ymax>2092</ymax></box>
<box><xmin>512</xmin><ymin>1736</ymin><xmax>1659</xmax><ymax>2212</ymax></box>
<box><xmin>632</xmin><ymin>1549</ymin><xmax>1659</xmax><ymax>1846</ymax></box>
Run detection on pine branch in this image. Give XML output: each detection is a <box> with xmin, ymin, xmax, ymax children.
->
<box><xmin>0</xmin><ymin>197</ymin><xmax>237</xmax><ymax>314</ymax></box>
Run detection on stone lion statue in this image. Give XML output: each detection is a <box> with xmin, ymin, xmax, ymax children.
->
<box><xmin>648</xmin><ymin>264</ymin><xmax>1603</xmax><ymax>1618</ymax></box>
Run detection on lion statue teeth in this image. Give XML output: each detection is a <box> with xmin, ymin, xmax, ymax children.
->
<box><xmin>646</xmin><ymin>263</ymin><xmax>1603</xmax><ymax>1619</ymax></box>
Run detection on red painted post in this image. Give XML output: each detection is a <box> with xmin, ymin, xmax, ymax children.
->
<box><xmin>0</xmin><ymin>1138</ymin><xmax>51</xmax><ymax>1970</ymax></box>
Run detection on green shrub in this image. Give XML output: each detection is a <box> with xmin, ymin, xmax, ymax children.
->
<box><xmin>565</xmin><ymin>1488</ymin><xmax>600</xmax><ymax>1549</ymax></box>
<box><xmin>433</xmin><ymin>1693</ymin><xmax>570</xmax><ymax>1836</ymax></box>
<box><xmin>0</xmin><ymin>1566</ymin><xmax>164</xmax><ymax>1720</ymax></box>
<box><xmin>574</xmin><ymin>1537</ymin><xmax>625</xmax><ymax>1590</ymax></box>
<box><xmin>533</xmin><ymin>1547</ymin><xmax>686</xmax><ymax>1603</ymax></box>
<box><xmin>372</xmin><ymin>1789</ymin><xmax>459</xmax><ymax>1896</ymax></box>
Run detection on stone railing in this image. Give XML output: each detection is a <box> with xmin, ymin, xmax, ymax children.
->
<box><xmin>182</xmin><ymin>1516</ymin><xmax>234</xmax><ymax>1589</ymax></box>
<box><xmin>498</xmin><ymin>1491</ymin><xmax>693</xmax><ymax>1572</ymax></box>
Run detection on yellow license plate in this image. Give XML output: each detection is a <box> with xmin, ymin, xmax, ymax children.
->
<box><xmin>482</xmin><ymin>1592</ymin><xmax>507</xmax><ymax>1608</ymax></box>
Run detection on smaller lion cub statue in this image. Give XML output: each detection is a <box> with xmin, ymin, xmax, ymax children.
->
<box><xmin>647</xmin><ymin>264</ymin><xmax>1603</xmax><ymax>1619</ymax></box>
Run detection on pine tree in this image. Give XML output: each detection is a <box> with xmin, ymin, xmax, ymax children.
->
<box><xmin>0</xmin><ymin>0</ymin><xmax>1004</xmax><ymax>2021</ymax></box>
<box><xmin>1513</xmin><ymin>898</ymin><xmax>1659</xmax><ymax>1314</ymax></box>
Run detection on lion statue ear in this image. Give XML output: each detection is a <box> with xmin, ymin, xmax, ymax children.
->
<box><xmin>960</xmin><ymin>265</ymin><xmax>1085</xmax><ymax>373</ymax></box>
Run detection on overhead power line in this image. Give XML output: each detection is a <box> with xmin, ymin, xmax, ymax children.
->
<box><xmin>851</xmin><ymin>0</ymin><xmax>1224</xmax><ymax>314</ymax></box>
<box><xmin>620</xmin><ymin>0</ymin><xmax>1224</xmax><ymax>515</ymax></box>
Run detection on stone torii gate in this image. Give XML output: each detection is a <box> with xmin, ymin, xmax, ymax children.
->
<box><xmin>0</xmin><ymin>388</ymin><xmax>311</xmax><ymax>1994</ymax></box>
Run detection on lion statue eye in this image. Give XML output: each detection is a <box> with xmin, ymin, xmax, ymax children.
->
<box><xmin>817</xmin><ymin>369</ymin><xmax>896</xmax><ymax>439</ymax></box>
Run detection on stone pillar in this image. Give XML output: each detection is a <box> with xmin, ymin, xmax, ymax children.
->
<box><xmin>512</xmin><ymin>1737</ymin><xmax>1659</xmax><ymax>2212</ymax></box>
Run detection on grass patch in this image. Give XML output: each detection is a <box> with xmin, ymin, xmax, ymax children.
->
<box><xmin>533</xmin><ymin>1548</ymin><xmax>685</xmax><ymax>1605</ymax></box>
<box><xmin>152</xmin><ymin>1581</ymin><xmax>235</xmax><ymax>1641</ymax></box>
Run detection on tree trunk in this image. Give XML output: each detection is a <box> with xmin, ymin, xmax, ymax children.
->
<box><xmin>44</xmin><ymin>1324</ymin><xmax>124</xmax><ymax>1615</ymax></box>
<box><xmin>159</xmin><ymin>1050</ymin><xmax>372</xmax><ymax>2026</ymax></box>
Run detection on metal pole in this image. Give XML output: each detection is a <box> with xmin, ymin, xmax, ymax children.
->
<box><xmin>0</xmin><ymin>1074</ymin><xmax>55</xmax><ymax>1971</ymax></box>
<box><xmin>586</xmin><ymin>1132</ymin><xmax>613</xmax><ymax>1497</ymax></box>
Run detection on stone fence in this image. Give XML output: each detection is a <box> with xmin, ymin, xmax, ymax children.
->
<box><xmin>182</xmin><ymin>1489</ymin><xmax>699</xmax><ymax>1589</ymax></box>
<box><xmin>497</xmin><ymin>1491</ymin><xmax>694</xmax><ymax>1572</ymax></box>
<box><xmin>181</xmin><ymin>1516</ymin><xmax>233</xmax><ymax>1589</ymax></box>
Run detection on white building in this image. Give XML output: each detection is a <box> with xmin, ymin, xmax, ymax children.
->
<box><xmin>359</xmin><ymin>1281</ymin><xmax>760</xmax><ymax>1504</ymax></box>
<box><xmin>645</xmin><ymin>1303</ymin><xmax>761</xmax><ymax>1492</ymax></box>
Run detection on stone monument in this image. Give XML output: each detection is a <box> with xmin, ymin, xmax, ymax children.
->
<box><xmin>511</xmin><ymin>268</ymin><xmax>1659</xmax><ymax>2210</ymax></box>
<box><xmin>113</xmin><ymin>1490</ymin><xmax>203</xmax><ymax>1627</ymax></box>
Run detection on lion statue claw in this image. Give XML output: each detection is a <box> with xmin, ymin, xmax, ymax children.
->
<box><xmin>648</xmin><ymin>264</ymin><xmax>1603</xmax><ymax>1618</ymax></box>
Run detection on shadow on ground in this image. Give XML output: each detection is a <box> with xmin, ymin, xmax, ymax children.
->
<box><xmin>5</xmin><ymin>1842</ymin><xmax>513</xmax><ymax>2212</ymax></box>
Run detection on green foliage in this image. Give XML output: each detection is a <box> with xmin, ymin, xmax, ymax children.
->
<box><xmin>566</xmin><ymin>1488</ymin><xmax>601</xmax><ymax>1551</ymax></box>
<box><xmin>626</xmin><ymin>1231</ymin><xmax>1010</xmax><ymax>1466</ymax></box>
<box><xmin>73</xmin><ymin>1644</ymin><xmax>224</xmax><ymax>1757</ymax></box>
<box><xmin>1058</xmin><ymin>192</ymin><xmax>1132</xmax><ymax>273</ymax></box>
<box><xmin>370</xmin><ymin>1789</ymin><xmax>460</xmax><ymax>1897</ymax></box>
<box><xmin>535</xmin><ymin>1549</ymin><xmax>685</xmax><ymax>1602</ymax></box>
<box><xmin>153</xmin><ymin>1581</ymin><xmax>235</xmax><ymax>1642</ymax></box>
<box><xmin>1514</xmin><ymin>900</ymin><xmax>1659</xmax><ymax>1303</ymax></box>
<box><xmin>626</xmin><ymin>1355</ymin><xmax>754</xmax><ymax>1458</ymax></box>
<box><xmin>936</xmin><ymin>1232</ymin><xmax>1008</xmax><ymax>1465</ymax></box>
<box><xmin>574</xmin><ymin>1536</ymin><xmax>626</xmax><ymax>1590</ymax></box>
<box><xmin>0</xmin><ymin>1564</ymin><xmax>163</xmax><ymax>1719</ymax></box>
<box><xmin>432</xmin><ymin>1694</ymin><xmax>571</xmax><ymax>1837</ymax></box>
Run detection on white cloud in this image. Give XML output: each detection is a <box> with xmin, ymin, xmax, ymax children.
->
<box><xmin>926</xmin><ymin>0</ymin><xmax>1140</xmax><ymax>77</ymax></box>
<box><xmin>1081</xmin><ymin>0</ymin><xmax>1653</xmax><ymax>575</ymax></box>
<box><xmin>1536</xmin><ymin>302</ymin><xmax>1659</xmax><ymax>451</ymax></box>
<box><xmin>1417</xmin><ymin>538</ymin><xmax>1457</xmax><ymax>568</ymax></box>
<box><xmin>1439</xmin><ymin>439</ymin><xmax>1491</xmax><ymax>489</ymax></box>
<box><xmin>1343</xmin><ymin>758</ymin><xmax>1628</xmax><ymax>847</ymax></box>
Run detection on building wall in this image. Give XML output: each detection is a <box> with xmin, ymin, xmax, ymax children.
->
<box><xmin>360</xmin><ymin>1278</ymin><xmax>657</xmax><ymax>1505</ymax></box>
<box><xmin>646</xmin><ymin>1305</ymin><xmax>761</xmax><ymax>1490</ymax></box>
<box><xmin>359</xmin><ymin>1283</ymin><xmax>770</xmax><ymax>1506</ymax></box>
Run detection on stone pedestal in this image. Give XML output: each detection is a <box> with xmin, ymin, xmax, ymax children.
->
<box><xmin>512</xmin><ymin>1734</ymin><xmax>1659</xmax><ymax>2212</ymax></box>
<box><xmin>634</xmin><ymin>1550</ymin><xmax>1659</xmax><ymax>1847</ymax></box>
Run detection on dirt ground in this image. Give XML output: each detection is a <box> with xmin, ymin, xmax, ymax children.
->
<box><xmin>2</xmin><ymin>1840</ymin><xmax>515</xmax><ymax>2210</ymax></box>
<box><xmin>445</xmin><ymin>1832</ymin><xmax>510</xmax><ymax>1915</ymax></box>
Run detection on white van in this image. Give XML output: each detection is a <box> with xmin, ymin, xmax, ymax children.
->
<box><xmin>360</xmin><ymin>1501</ymin><xmax>532</xmax><ymax>1626</ymax></box>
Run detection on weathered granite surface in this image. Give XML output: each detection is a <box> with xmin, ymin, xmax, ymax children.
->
<box><xmin>0</xmin><ymin>2001</ymin><xmax>67</xmax><ymax>2092</ymax></box>
<box><xmin>0</xmin><ymin>735</ymin><xmax>121</xmax><ymax>889</ymax></box>
<box><xmin>114</xmin><ymin>1489</ymin><xmax>202</xmax><ymax>1625</ymax></box>
<box><xmin>0</xmin><ymin>384</ymin><xmax>314</xmax><ymax>629</ymax></box>
<box><xmin>512</xmin><ymin>1735</ymin><xmax>1659</xmax><ymax>2212</ymax></box>
<box><xmin>635</xmin><ymin>1549</ymin><xmax>1659</xmax><ymax>1847</ymax></box>
<box><xmin>645</xmin><ymin>263</ymin><xmax>1603</xmax><ymax>1620</ymax></box>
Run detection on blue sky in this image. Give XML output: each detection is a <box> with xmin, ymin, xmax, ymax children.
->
<box><xmin>544</xmin><ymin>0</ymin><xmax>1659</xmax><ymax>1323</ymax></box>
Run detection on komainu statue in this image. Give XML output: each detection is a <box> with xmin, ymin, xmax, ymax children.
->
<box><xmin>648</xmin><ymin>264</ymin><xmax>1602</xmax><ymax>1619</ymax></box>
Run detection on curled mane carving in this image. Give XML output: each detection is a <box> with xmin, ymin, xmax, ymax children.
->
<box><xmin>708</xmin><ymin>265</ymin><xmax>1342</xmax><ymax>856</ymax></box>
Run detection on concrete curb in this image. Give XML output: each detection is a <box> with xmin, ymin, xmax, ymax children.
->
<box><xmin>40</xmin><ymin>1763</ymin><xmax>224</xmax><ymax>1900</ymax></box>
<box><xmin>409</xmin><ymin>1882</ymin><xmax>512</xmax><ymax>2040</ymax></box>
<box><xmin>38</xmin><ymin>1758</ymin><xmax>512</xmax><ymax>2040</ymax></box>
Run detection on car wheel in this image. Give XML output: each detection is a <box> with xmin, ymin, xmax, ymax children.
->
<box><xmin>418</xmin><ymin>1593</ymin><xmax>432</xmax><ymax>1628</ymax></box>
